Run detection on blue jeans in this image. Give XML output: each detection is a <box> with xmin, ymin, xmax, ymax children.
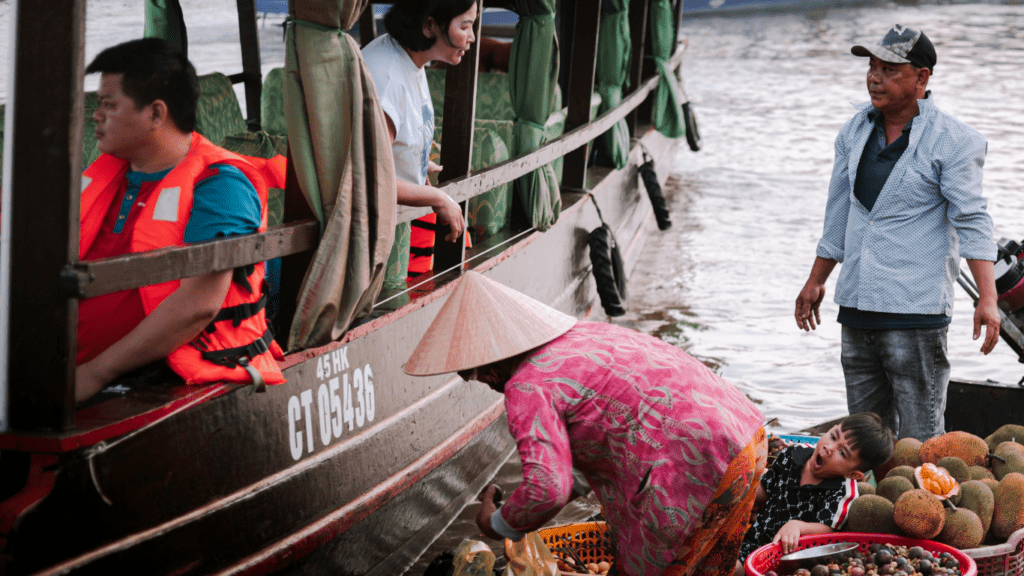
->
<box><xmin>840</xmin><ymin>326</ymin><xmax>950</xmax><ymax>441</ymax></box>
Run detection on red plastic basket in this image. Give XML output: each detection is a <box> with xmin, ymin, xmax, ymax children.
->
<box><xmin>963</xmin><ymin>527</ymin><xmax>1024</xmax><ymax>576</ymax></box>
<box><xmin>745</xmin><ymin>533</ymin><xmax>977</xmax><ymax>576</ymax></box>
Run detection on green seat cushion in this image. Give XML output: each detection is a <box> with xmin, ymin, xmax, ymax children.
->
<box><xmin>467</xmin><ymin>127</ymin><xmax>512</xmax><ymax>239</ymax></box>
<box><xmin>195</xmin><ymin>72</ymin><xmax>248</xmax><ymax>148</ymax></box>
<box><xmin>83</xmin><ymin>91</ymin><xmax>101</xmax><ymax>167</ymax></box>
<box><xmin>426</xmin><ymin>69</ymin><xmax>515</xmax><ymax>122</ymax></box>
<box><xmin>261</xmin><ymin>67</ymin><xmax>287</xmax><ymax>137</ymax></box>
<box><xmin>220</xmin><ymin>130</ymin><xmax>288</xmax><ymax>227</ymax></box>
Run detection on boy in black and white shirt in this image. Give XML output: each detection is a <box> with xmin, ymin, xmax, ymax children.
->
<box><xmin>736</xmin><ymin>412</ymin><xmax>894</xmax><ymax>571</ymax></box>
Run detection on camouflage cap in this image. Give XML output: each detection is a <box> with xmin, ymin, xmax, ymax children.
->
<box><xmin>852</xmin><ymin>24</ymin><xmax>936</xmax><ymax>73</ymax></box>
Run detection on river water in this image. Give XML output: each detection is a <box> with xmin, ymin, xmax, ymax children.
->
<box><xmin>615</xmin><ymin>0</ymin><xmax>1024</xmax><ymax>436</ymax></box>
<box><xmin>3</xmin><ymin>0</ymin><xmax>1023</xmax><ymax>572</ymax></box>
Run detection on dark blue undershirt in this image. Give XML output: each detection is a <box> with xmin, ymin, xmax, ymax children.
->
<box><xmin>838</xmin><ymin>109</ymin><xmax>950</xmax><ymax>331</ymax></box>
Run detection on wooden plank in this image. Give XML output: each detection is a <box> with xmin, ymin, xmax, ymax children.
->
<box><xmin>67</xmin><ymin>220</ymin><xmax>320</xmax><ymax>299</ymax></box>
<box><xmin>562</xmin><ymin>0</ymin><xmax>602</xmax><ymax>190</ymax></box>
<box><xmin>434</xmin><ymin>0</ymin><xmax>484</xmax><ymax>273</ymax></box>
<box><xmin>626</xmin><ymin>0</ymin><xmax>650</xmax><ymax>136</ymax></box>
<box><xmin>7</xmin><ymin>0</ymin><xmax>85</xmax><ymax>432</ymax></box>
<box><xmin>358</xmin><ymin>2</ymin><xmax>377</xmax><ymax>48</ymax></box>
<box><xmin>236</xmin><ymin>0</ymin><xmax>263</xmax><ymax>127</ymax></box>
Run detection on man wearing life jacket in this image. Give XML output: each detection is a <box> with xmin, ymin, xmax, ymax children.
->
<box><xmin>75</xmin><ymin>38</ymin><xmax>286</xmax><ymax>403</ymax></box>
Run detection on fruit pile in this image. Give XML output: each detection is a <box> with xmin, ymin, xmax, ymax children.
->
<box><xmin>763</xmin><ymin>543</ymin><xmax>963</xmax><ymax>576</ymax></box>
<box><xmin>846</xmin><ymin>425</ymin><xmax>1024</xmax><ymax>549</ymax></box>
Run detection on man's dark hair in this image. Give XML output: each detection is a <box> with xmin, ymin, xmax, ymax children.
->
<box><xmin>86</xmin><ymin>38</ymin><xmax>199</xmax><ymax>133</ymax></box>
<box><xmin>841</xmin><ymin>412</ymin><xmax>895</xmax><ymax>471</ymax></box>
<box><xmin>383</xmin><ymin>0</ymin><xmax>476</xmax><ymax>52</ymax></box>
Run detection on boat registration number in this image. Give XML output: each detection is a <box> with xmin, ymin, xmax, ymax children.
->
<box><xmin>287</xmin><ymin>346</ymin><xmax>376</xmax><ymax>460</ymax></box>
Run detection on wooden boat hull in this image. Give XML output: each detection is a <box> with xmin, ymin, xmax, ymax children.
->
<box><xmin>0</xmin><ymin>128</ymin><xmax>680</xmax><ymax>576</ymax></box>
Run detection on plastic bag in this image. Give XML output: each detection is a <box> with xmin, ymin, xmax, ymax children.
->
<box><xmin>452</xmin><ymin>539</ymin><xmax>496</xmax><ymax>576</ymax></box>
<box><xmin>502</xmin><ymin>532</ymin><xmax>560</xmax><ymax>576</ymax></box>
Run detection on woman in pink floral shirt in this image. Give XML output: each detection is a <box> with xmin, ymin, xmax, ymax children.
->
<box><xmin>406</xmin><ymin>273</ymin><xmax>767</xmax><ymax>576</ymax></box>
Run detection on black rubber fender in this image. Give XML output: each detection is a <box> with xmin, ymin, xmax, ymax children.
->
<box><xmin>683</xmin><ymin>101</ymin><xmax>702</xmax><ymax>152</ymax></box>
<box><xmin>588</xmin><ymin>224</ymin><xmax>629</xmax><ymax>317</ymax></box>
<box><xmin>639</xmin><ymin>159</ymin><xmax>671</xmax><ymax>231</ymax></box>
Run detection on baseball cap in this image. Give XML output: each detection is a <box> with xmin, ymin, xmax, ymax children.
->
<box><xmin>852</xmin><ymin>24</ymin><xmax>936</xmax><ymax>73</ymax></box>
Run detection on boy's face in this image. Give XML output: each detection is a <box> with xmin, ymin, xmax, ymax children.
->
<box><xmin>808</xmin><ymin>425</ymin><xmax>866</xmax><ymax>482</ymax></box>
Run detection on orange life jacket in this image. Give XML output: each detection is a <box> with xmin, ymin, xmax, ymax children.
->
<box><xmin>80</xmin><ymin>132</ymin><xmax>286</xmax><ymax>387</ymax></box>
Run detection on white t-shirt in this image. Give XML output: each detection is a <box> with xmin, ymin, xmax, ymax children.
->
<box><xmin>363</xmin><ymin>34</ymin><xmax>434</xmax><ymax>186</ymax></box>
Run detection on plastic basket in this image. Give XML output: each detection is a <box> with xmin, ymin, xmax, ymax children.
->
<box><xmin>537</xmin><ymin>522</ymin><xmax>613</xmax><ymax>575</ymax></box>
<box><xmin>963</xmin><ymin>527</ymin><xmax>1024</xmax><ymax>576</ymax></box>
<box><xmin>745</xmin><ymin>533</ymin><xmax>977</xmax><ymax>576</ymax></box>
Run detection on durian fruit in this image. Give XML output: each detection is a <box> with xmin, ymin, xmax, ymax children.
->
<box><xmin>958</xmin><ymin>479</ymin><xmax>995</xmax><ymax>538</ymax></box>
<box><xmin>877</xmin><ymin>475</ymin><xmax>915</xmax><ymax>504</ymax></box>
<box><xmin>969</xmin><ymin>465</ymin><xmax>995</xmax><ymax>481</ymax></box>
<box><xmin>936</xmin><ymin>456</ymin><xmax>971</xmax><ymax>484</ymax></box>
<box><xmin>893</xmin><ymin>489</ymin><xmax>946</xmax><ymax>539</ymax></box>
<box><xmin>919</xmin><ymin>431</ymin><xmax>989</xmax><ymax>467</ymax></box>
<box><xmin>992</xmin><ymin>472</ymin><xmax>1024</xmax><ymax>540</ymax></box>
<box><xmin>893</xmin><ymin>437</ymin><xmax>923</xmax><ymax>468</ymax></box>
<box><xmin>886</xmin><ymin>465</ymin><xmax>918</xmax><ymax>486</ymax></box>
<box><xmin>981</xmin><ymin>477</ymin><xmax>1000</xmax><ymax>493</ymax></box>
<box><xmin>985</xmin><ymin>424</ymin><xmax>1024</xmax><ymax>453</ymax></box>
<box><xmin>846</xmin><ymin>495</ymin><xmax>900</xmax><ymax>535</ymax></box>
<box><xmin>857</xmin><ymin>481</ymin><xmax>875</xmax><ymax>496</ymax></box>
<box><xmin>937</xmin><ymin>508</ymin><xmax>985</xmax><ymax>549</ymax></box>
<box><xmin>990</xmin><ymin>441</ymin><xmax>1024</xmax><ymax>480</ymax></box>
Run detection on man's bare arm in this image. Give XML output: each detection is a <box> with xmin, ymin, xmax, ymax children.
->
<box><xmin>75</xmin><ymin>270</ymin><xmax>232</xmax><ymax>402</ymax></box>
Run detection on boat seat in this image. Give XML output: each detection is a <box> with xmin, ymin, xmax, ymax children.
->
<box><xmin>260</xmin><ymin>67</ymin><xmax>287</xmax><ymax>137</ymax></box>
<box><xmin>220</xmin><ymin>130</ymin><xmax>288</xmax><ymax>228</ymax></box>
<box><xmin>195</xmin><ymin>72</ymin><xmax>250</xmax><ymax>149</ymax></box>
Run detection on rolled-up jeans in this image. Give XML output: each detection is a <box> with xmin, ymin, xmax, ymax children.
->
<box><xmin>840</xmin><ymin>326</ymin><xmax>950</xmax><ymax>441</ymax></box>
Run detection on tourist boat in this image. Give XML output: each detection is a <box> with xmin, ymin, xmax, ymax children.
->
<box><xmin>0</xmin><ymin>0</ymin><xmax>692</xmax><ymax>573</ymax></box>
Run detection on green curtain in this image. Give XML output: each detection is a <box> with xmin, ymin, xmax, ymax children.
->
<box><xmin>509</xmin><ymin>0</ymin><xmax>561</xmax><ymax>231</ymax></box>
<box><xmin>595</xmin><ymin>0</ymin><xmax>630</xmax><ymax>169</ymax></box>
<box><xmin>648</xmin><ymin>0</ymin><xmax>684</xmax><ymax>138</ymax></box>
<box><xmin>144</xmin><ymin>0</ymin><xmax>188</xmax><ymax>56</ymax></box>
<box><xmin>283</xmin><ymin>0</ymin><xmax>396</xmax><ymax>349</ymax></box>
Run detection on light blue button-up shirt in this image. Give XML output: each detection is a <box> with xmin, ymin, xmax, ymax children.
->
<box><xmin>816</xmin><ymin>95</ymin><xmax>997</xmax><ymax>316</ymax></box>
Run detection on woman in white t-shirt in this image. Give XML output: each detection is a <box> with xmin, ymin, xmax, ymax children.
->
<box><xmin>363</xmin><ymin>0</ymin><xmax>477</xmax><ymax>277</ymax></box>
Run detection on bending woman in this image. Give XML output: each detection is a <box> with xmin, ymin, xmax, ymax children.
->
<box><xmin>363</xmin><ymin>0</ymin><xmax>476</xmax><ymax>277</ymax></box>
<box><xmin>405</xmin><ymin>272</ymin><xmax>768</xmax><ymax>576</ymax></box>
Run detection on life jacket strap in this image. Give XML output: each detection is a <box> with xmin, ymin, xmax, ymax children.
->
<box><xmin>204</xmin><ymin>294</ymin><xmax>268</xmax><ymax>332</ymax></box>
<box><xmin>198</xmin><ymin>329</ymin><xmax>275</xmax><ymax>395</ymax></box>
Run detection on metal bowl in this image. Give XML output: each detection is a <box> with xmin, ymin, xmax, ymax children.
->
<box><xmin>776</xmin><ymin>542</ymin><xmax>860</xmax><ymax>574</ymax></box>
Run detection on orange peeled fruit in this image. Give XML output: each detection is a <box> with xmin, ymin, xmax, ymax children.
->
<box><xmin>915</xmin><ymin>463</ymin><xmax>960</xmax><ymax>500</ymax></box>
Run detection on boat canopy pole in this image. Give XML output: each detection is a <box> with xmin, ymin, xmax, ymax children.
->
<box><xmin>562</xmin><ymin>0</ymin><xmax>602</xmax><ymax>190</ymax></box>
<box><xmin>5</xmin><ymin>0</ymin><xmax>85</xmax><ymax>433</ymax></box>
<box><xmin>0</xmin><ymin>0</ymin><xmax>19</xmax><ymax>432</ymax></box>
<box><xmin>434</xmin><ymin>0</ymin><xmax>484</xmax><ymax>273</ymax></box>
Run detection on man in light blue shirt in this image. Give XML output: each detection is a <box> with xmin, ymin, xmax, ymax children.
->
<box><xmin>794</xmin><ymin>25</ymin><xmax>1000</xmax><ymax>441</ymax></box>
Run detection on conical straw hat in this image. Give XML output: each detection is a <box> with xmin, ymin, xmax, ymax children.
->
<box><xmin>404</xmin><ymin>271</ymin><xmax>577</xmax><ymax>376</ymax></box>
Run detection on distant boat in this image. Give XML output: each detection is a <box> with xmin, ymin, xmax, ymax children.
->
<box><xmin>683</xmin><ymin>0</ymin><xmax>880</xmax><ymax>16</ymax></box>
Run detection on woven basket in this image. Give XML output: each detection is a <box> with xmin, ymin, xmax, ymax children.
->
<box><xmin>745</xmin><ymin>533</ymin><xmax>977</xmax><ymax>576</ymax></box>
<box><xmin>537</xmin><ymin>522</ymin><xmax>613</xmax><ymax>575</ymax></box>
<box><xmin>963</xmin><ymin>527</ymin><xmax>1024</xmax><ymax>576</ymax></box>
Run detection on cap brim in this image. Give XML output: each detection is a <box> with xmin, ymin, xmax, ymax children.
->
<box><xmin>851</xmin><ymin>44</ymin><xmax>911</xmax><ymax>64</ymax></box>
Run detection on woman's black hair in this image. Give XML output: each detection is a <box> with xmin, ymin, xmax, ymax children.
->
<box><xmin>383</xmin><ymin>0</ymin><xmax>476</xmax><ymax>53</ymax></box>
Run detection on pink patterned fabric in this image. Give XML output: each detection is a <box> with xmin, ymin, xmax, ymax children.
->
<box><xmin>499</xmin><ymin>322</ymin><xmax>764</xmax><ymax>576</ymax></box>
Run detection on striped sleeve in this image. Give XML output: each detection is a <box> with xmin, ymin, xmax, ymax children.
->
<box><xmin>829</xmin><ymin>478</ymin><xmax>859</xmax><ymax>529</ymax></box>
